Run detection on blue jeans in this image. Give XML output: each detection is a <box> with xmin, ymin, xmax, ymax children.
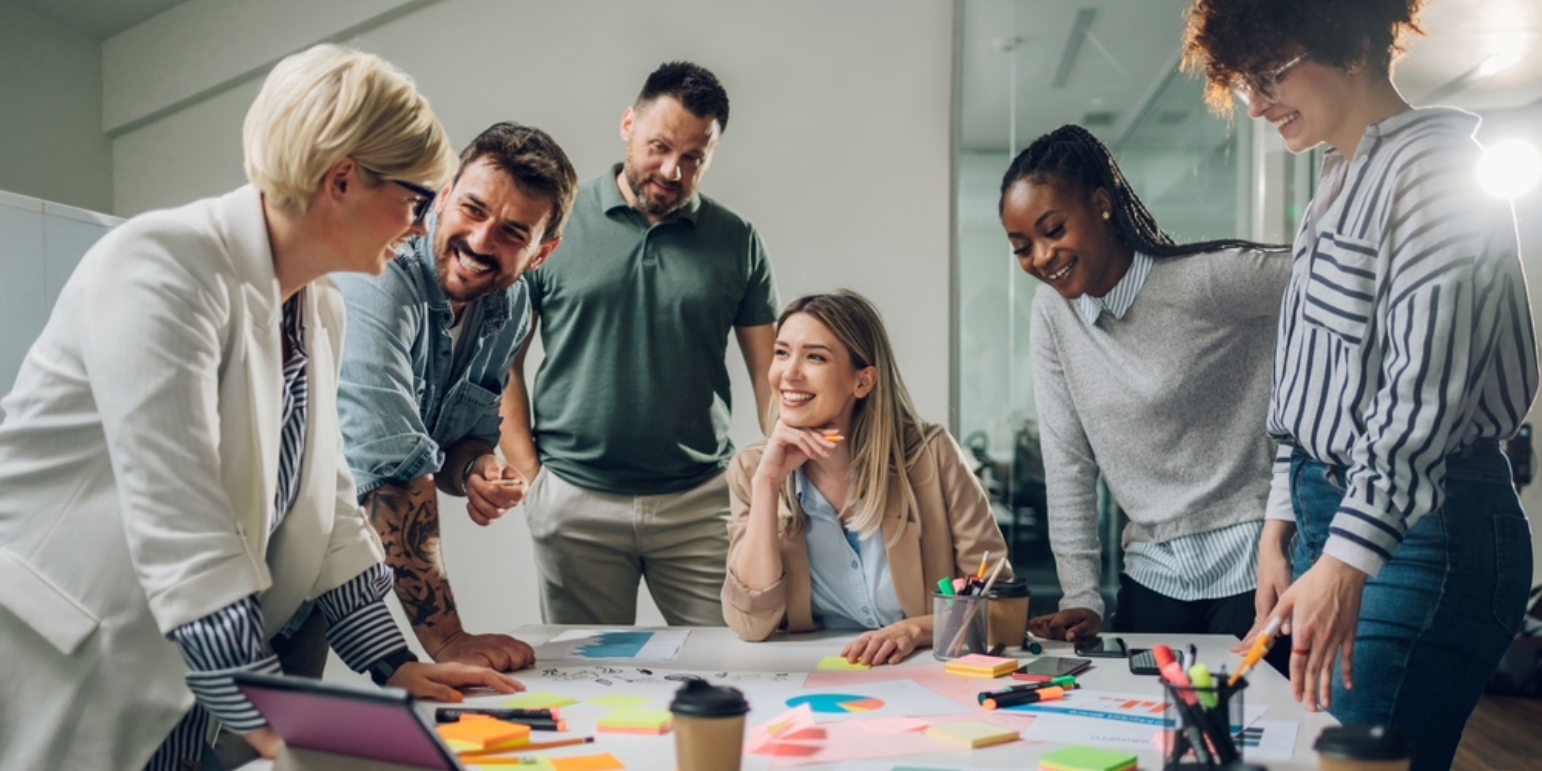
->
<box><xmin>1290</xmin><ymin>445</ymin><xmax>1533</xmax><ymax>771</ymax></box>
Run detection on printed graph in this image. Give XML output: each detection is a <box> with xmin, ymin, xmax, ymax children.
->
<box><xmin>786</xmin><ymin>693</ymin><xmax>887</xmax><ymax>714</ymax></box>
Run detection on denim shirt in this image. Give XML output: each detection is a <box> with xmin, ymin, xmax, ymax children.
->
<box><xmin>335</xmin><ymin>213</ymin><xmax>532</xmax><ymax>500</ymax></box>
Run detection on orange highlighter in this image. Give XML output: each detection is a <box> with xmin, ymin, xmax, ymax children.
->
<box><xmin>1228</xmin><ymin>616</ymin><xmax>1281</xmax><ymax>686</ymax></box>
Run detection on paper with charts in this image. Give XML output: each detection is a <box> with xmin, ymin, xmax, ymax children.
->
<box><xmin>540</xmin><ymin>628</ymin><xmax>691</xmax><ymax>660</ymax></box>
<box><xmin>749</xmin><ymin>679</ymin><xmax>970</xmax><ymax>724</ymax></box>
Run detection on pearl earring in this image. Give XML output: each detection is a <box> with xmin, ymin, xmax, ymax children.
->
<box><xmin>1101</xmin><ymin>211</ymin><xmax>1110</xmax><ymax>220</ymax></box>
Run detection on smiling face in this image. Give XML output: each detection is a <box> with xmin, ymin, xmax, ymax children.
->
<box><xmin>1000</xmin><ymin>176</ymin><xmax>1131</xmax><ymax>300</ymax></box>
<box><xmin>619</xmin><ymin>95</ymin><xmax>720</xmax><ymax>218</ymax></box>
<box><xmin>1245</xmin><ymin>54</ymin><xmax>1361</xmax><ymax>155</ymax></box>
<box><xmin>346</xmin><ymin>167</ymin><xmax>432</xmax><ymax>275</ymax></box>
<box><xmin>432</xmin><ymin>157</ymin><xmax>560</xmax><ymax>305</ymax></box>
<box><xmin>770</xmin><ymin>313</ymin><xmax>876</xmax><ymax>431</ymax></box>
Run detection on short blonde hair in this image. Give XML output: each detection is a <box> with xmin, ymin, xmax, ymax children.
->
<box><xmin>243</xmin><ymin>44</ymin><xmax>456</xmax><ymax>210</ymax></box>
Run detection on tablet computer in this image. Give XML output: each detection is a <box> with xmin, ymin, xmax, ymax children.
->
<box><xmin>234</xmin><ymin>671</ymin><xmax>465</xmax><ymax>770</ymax></box>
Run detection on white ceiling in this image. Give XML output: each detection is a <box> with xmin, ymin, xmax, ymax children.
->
<box><xmin>961</xmin><ymin>0</ymin><xmax>1542</xmax><ymax>153</ymax></box>
<box><xmin>8</xmin><ymin>0</ymin><xmax>190</xmax><ymax>40</ymax></box>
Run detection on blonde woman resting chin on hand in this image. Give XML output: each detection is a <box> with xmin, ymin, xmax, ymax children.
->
<box><xmin>721</xmin><ymin>290</ymin><xmax>1010</xmax><ymax>665</ymax></box>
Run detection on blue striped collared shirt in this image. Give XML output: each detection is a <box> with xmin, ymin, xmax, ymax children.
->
<box><xmin>1267</xmin><ymin>107</ymin><xmax>1538</xmax><ymax>576</ymax></box>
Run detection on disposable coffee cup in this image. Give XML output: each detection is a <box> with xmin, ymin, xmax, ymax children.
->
<box><xmin>670</xmin><ymin>679</ymin><xmax>749</xmax><ymax>771</ymax></box>
<box><xmin>1314</xmin><ymin>724</ymin><xmax>1411</xmax><ymax>771</ymax></box>
<box><xmin>985</xmin><ymin>577</ymin><xmax>1029</xmax><ymax>649</ymax></box>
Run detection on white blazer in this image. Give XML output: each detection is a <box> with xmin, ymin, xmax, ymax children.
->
<box><xmin>0</xmin><ymin>185</ymin><xmax>385</xmax><ymax>770</ymax></box>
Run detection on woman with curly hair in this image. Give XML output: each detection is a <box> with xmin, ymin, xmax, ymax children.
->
<box><xmin>1184</xmin><ymin>2</ymin><xmax>1536</xmax><ymax>767</ymax></box>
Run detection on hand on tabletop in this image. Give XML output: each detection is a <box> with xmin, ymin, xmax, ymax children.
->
<box><xmin>243</xmin><ymin>727</ymin><xmax>284</xmax><ymax>759</ymax></box>
<box><xmin>754</xmin><ymin>420</ymin><xmax>840</xmax><ymax>485</ymax></box>
<box><xmin>1027</xmin><ymin>608</ymin><xmax>1102</xmax><ymax>646</ymax></box>
<box><xmin>386</xmin><ymin>661</ymin><xmax>524</xmax><ymax>703</ymax></box>
<box><xmin>842</xmin><ymin>618</ymin><xmax>928</xmax><ymax>666</ymax></box>
<box><xmin>1268</xmin><ymin>554</ymin><xmax>1367</xmax><ymax>712</ymax></box>
<box><xmin>465</xmin><ymin>455</ymin><xmax>528</xmax><ymax>526</ymax></box>
<box><xmin>429</xmin><ymin>629</ymin><xmax>537</xmax><ymax>671</ymax></box>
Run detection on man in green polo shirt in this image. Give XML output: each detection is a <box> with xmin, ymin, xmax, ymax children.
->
<box><xmin>500</xmin><ymin>62</ymin><xmax>778</xmax><ymax>626</ymax></box>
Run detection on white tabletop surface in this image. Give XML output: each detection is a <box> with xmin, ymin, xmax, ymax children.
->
<box><xmin>248</xmin><ymin>625</ymin><xmax>1336</xmax><ymax>771</ymax></box>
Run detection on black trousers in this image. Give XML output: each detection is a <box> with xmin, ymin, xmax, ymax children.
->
<box><xmin>1109</xmin><ymin>573</ymin><xmax>1291</xmax><ymax>675</ymax></box>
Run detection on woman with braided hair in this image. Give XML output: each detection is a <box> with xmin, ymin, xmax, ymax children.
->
<box><xmin>1004</xmin><ymin>125</ymin><xmax>1292</xmax><ymax>665</ymax></box>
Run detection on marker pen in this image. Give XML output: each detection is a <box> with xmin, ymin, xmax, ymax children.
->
<box><xmin>981</xmin><ymin>686</ymin><xmax>1065</xmax><ymax>710</ymax></box>
<box><xmin>436</xmin><ymin>707</ymin><xmax>559</xmax><ymax>723</ymax></box>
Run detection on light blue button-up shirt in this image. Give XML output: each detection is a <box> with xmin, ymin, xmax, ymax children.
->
<box><xmin>335</xmin><ymin>213</ymin><xmax>532</xmax><ymax>500</ymax></box>
<box><xmin>796</xmin><ymin>469</ymin><xmax>905</xmax><ymax>630</ymax></box>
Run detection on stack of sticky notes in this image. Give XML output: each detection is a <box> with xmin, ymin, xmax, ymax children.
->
<box><xmin>817</xmin><ymin>656</ymin><xmax>871</xmax><ymax>671</ymax></box>
<box><xmin>436</xmin><ymin>715</ymin><xmax>531</xmax><ymax>753</ymax></box>
<box><xmin>1038</xmin><ymin>746</ymin><xmax>1138</xmax><ymax>771</ymax></box>
<box><xmin>504</xmin><ymin>691</ymin><xmax>578</xmax><ymax>709</ymax></box>
<box><xmin>944</xmin><ymin>653</ymin><xmax>1018</xmax><ymax>678</ymax></box>
<box><xmin>596</xmin><ymin>708</ymin><xmax>674</xmax><ymax>735</ymax></box>
<box><xmin>923</xmin><ymin>721</ymin><xmax>1019</xmax><ymax>749</ymax></box>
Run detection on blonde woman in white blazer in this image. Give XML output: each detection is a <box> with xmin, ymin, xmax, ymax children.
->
<box><xmin>0</xmin><ymin>46</ymin><xmax>521</xmax><ymax>771</ymax></box>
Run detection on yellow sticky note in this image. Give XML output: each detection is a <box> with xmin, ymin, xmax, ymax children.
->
<box><xmin>585</xmin><ymin>694</ymin><xmax>653</xmax><ymax>708</ymax></box>
<box><xmin>503</xmin><ymin>691</ymin><xmax>578</xmax><ymax>709</ymax></box>
<box><xmin>924</xmin><ymin>721</ymin><xmax>1019</xmax><ymax>749</ymax></box>
<box><xmin>597</xmin><ymin>708</ymin><xmax>673</xmax><ymax>734</ymax></box>
<box><xmin>817</xmin><ymin>656</ymin><xmax>871</xmax><ymax>671</ymax></box>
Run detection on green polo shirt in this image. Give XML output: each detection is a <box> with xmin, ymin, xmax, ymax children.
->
<box><xmin>526</xmin><ymin>166</ymin><xmax>779</xmax><ymax>495</ymax></box>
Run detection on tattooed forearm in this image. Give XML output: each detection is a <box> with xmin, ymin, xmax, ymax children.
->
<box><xmin>364</xmin><ymin>475</ymin><xmax>462</xmax><ymax>640</ymax></box>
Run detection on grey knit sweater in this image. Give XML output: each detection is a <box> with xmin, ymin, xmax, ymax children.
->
<box><xmin>1029</xmin><ymin>248</ymin><xmax>1292</xmax><ymax>614</ymax></box>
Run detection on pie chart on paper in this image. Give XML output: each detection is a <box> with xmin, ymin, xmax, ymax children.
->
<box><xmin>785</xmin><ymin>693</ymin><xmax>887</xmax><ymax>714</ymax></box>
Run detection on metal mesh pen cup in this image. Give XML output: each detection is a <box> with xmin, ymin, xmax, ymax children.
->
<box><xmin>932</xmin><ymin>592</ymin><xmax>989</xmax><ymax>660</ymax></box>
<box><xmin>1160</xmin><ymin>676</ymin><xmax>1247</xmax><ymax>769</ymax></box>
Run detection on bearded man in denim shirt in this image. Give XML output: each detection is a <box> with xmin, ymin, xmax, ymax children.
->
<box><xmin>336</xmin><ymin>123</ymin><xmax>577</xmax><ymax>669</ymax></box>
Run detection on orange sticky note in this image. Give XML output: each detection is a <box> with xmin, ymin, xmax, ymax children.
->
<box><xmin>550</xmin><ymin>752</ymin><xmax>626</xmax><ymax>771</ymax></box>
<box><xmin>436</xmin><ymin>717</ymin><xmax>531</xmax><ymax>751</ymax></box>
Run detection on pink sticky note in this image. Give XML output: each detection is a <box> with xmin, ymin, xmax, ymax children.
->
<box><xmin>850</xmin><ymin>717</ymin><xmax>930</xmax><ymax>734</ymax></box>
<box><xmin>745</xmin><ymin>704</ymin><xmax>817</xmax><ymax>755</ymax></box>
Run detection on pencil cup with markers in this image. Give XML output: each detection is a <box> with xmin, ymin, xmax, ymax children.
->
<box><xmin>932</xmin><ymin>592</ymin><xmax>989</xmax><ymax>660</ymax></box>
<box><xmin>1159</xmin><ymin>677</ymin><xmax>1247</xmax><ymax>769</ymax></box>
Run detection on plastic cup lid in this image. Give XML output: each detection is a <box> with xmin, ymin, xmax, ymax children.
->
<box><xmin>669</xmin><ymin>679</ymin><xmax>749</xmax><ymax>717</ymax></box>
<box><xmin>1314</xmin><ymin>724</ymin><xmax>1410</xmax><ymax>760</ymax></box>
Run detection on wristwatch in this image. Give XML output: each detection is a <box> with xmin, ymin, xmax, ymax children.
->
<box><xmin>368</xmin><ymin>648</ymin><xmax>420</xmax><ymax>686</ymax></box>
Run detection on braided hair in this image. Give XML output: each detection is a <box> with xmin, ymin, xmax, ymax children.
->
<box><xmin>999</xmin><ymin>124</ymin><xmax>1283</xmax><ymax>258</ymax></box>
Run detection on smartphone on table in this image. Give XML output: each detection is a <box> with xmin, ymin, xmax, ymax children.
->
<box><xmin>1011</xmin><ymin>656</ymin><xmax>1093</xmax><ymax>681</ymax></box>
<box><xmin>1074</xmin><ymin>636</ymin><xmax>1129</xmax><ymax>658</ymax></box>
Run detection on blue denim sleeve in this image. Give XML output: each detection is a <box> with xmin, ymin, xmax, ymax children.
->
<box><xmin>335</xmin><ymin>269</ymin><xmax>443</xmax><ymax>501</ymax></box>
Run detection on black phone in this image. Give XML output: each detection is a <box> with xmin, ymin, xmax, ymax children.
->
<box><xmin>1012</xmin><ymin>656</ymin><xmax>1093</xmax><ymax>680</ymax></box>
<box><xmin>1075</xmin><ymin>636</ymin><xmax>1129</xmax><ymax>658</ymax></box>
<box><xmin>1128</xmin><ymin>648</ymin><xmax>1160</xmax><ymax>675</ymax></box>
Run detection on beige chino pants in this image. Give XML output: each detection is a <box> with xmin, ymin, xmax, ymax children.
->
<box><xmin>522</xmin><ymin>467</ymin><xmax>730</xmax><ymax>626</ymax></box>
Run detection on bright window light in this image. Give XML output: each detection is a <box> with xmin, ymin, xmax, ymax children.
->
<box><xmin>1478</xmin><ymin>139</ymin><xmax>1542</xmax><ymax>199</ymax></box>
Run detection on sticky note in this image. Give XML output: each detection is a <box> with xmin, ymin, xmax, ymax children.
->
<box><xmin>851</xmin><ymin>717</ymin><xmax>929</xmax><ymax>733</ymax></box>
<box><xmin>817</xmin><ymin>656</ymin><xmax>872</xmax><ymax>671</ymax></box>
<box><xmin>436</xmin><ymin>717</ymin><xmax>530</xmax><ymax>751</ymax></box>
<box><xmin>549</xmin><ymin>753</ymin><xmax>626</xmax><ymax>771</ymax></box>
<box><xmin>597</xmin><ymin>708</ymin><xmax>673</xmax><ymax>735</ymax></box>
<box><xmin>943</xmin><ymin>654</ymin><xmax>1018</xmax><ymax>678</ymax></box>
<box><xmin>585</xmin><ymin>694</ymin><xmax>653</xmax><ymax>708</ymax></box>
<box><xmin>1038</xmin><ymin>746</ymin><xmax>1139</xmax><ymax>771</ymax></box>
<box><xmin>923</xmin><ymin>721</ymin><xmax>1019</xmax><ymax>749</ymax></box>
<box><xmin>503</xmin><ymin>692</ymin><xmax>578</xmax><ymax>709</ymax></box>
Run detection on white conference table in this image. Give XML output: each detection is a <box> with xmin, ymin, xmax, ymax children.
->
<box><xmin>253</xmin><ymin>625</ymin><xmax>1336</xmax><ymax>771</ymax></box>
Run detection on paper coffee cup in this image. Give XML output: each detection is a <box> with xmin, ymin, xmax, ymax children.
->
<box><xmin>670</xmin><ymin>679</ymin><xmax>748</xmax><ymax>771</ymax></box>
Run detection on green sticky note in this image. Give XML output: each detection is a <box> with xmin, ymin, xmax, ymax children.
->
<box><xmin>1038</xmin><ymin>745</ymin><xmax>1139</xmax><ymax>771</ymax></box>
<box><xmin>817</xmin><ymin>655</ymin><xmax>871</xmax><ymax>671</ymax></box>
<box><xmin>597</xmin><ymin>708</ymin><xmax>673</xmax><ymax>729</ymax></box>
<box><xmin>586</xmin><ymin>694</ymin><xmax>653</xmax><ymax>708</ymax></box>
<box><xmin>502</xmin><ymin>691</ymin><xmax>578</xmax><ymax>709</ymax></box>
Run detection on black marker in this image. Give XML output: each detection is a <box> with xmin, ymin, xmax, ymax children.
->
<box><xmin>436</xmin><ymin>707</ymin><xmax>558</xmax><ymax>723</ymax></box>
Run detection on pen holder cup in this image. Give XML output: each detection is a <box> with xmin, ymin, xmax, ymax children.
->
<box><xmin>1160</xmin><ymin>677</ymin><xmax>1248</xmax><ymax>770</ymax></box>
<box><xmin>932</xmin><ymin>592</ymin><xmax>989</xmax><ymax>660</ymax></box>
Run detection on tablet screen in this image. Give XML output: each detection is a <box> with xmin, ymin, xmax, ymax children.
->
<box><xmin>235</xmin><ymin>672</ymin><xmax>461</xmax><ymax>770</ymax></box>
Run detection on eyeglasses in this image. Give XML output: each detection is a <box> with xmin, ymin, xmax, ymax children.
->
<box><xmin>1235</xmin><ymin>53</ymin><xmax>1307</xmax><ymax>106</ymax></box>
<box><xmin>391</xmin><ymin>179</ymin><xmax>437</xmax><ymax>224</ymax></box>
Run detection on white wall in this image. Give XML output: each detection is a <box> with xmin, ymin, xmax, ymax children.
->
<box><xmin>0</xmin><ymin>1</ymin><xmax>114</xmax><ymax>213</ymax></box>
<box><xmin>107</xmin><ymin>0</ymin><xmax>958</xmax><ymax>644</ymax></box>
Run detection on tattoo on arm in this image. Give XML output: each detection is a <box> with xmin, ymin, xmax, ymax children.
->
<box><xmin>365</xmin><ymin>478</ymin><xmax>460</xmax><ymax>635</ymax></box>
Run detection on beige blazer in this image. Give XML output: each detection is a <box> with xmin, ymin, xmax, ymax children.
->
<box><xmin>0</xmin><ymin>185</ymin><xmax>384</xmax><ymax>770</ymax></box>
<box><xmin>722</xmin><ymin>425</ymin><xmax>1011</xmax><ymax>641</ymax></box>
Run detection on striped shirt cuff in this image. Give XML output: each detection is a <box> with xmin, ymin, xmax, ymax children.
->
<box><xmin>1323</xmin><ymin>500</ymin><xmax>1399</xmax><ymax>578</ymax></box>
<box><xmin>319</xmin><ymin>565</ymin><xmax>411</xmax><ymax>673</ymax></box>
<box><xmin>185</xmin><ymin>656</ymin><xmax>281</xmax><ymax>732</ymax></box>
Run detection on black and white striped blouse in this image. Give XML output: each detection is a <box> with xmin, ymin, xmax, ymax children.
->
<box><xmin>148</xmin><ymin>291</ymin><xmax>409</xmax><ymax>770</ymax></box>
<box><xmin>1268</xmin><ymin>107</ymin><xmax>1538</xmax><ymax>575</ymax></box>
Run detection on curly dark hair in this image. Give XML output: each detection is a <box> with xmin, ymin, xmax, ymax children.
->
<box><xmin>1182</xmin><ymin>0</ymin><xmax>1427</xmax><ymax>114</ymax></box>
<box><xmin>999</xmin><ymin>124</ymin><xmax>1283</xmax><ymax>258</ymax></box>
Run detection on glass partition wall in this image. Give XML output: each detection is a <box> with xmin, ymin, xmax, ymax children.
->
<box><xmin>954</xmin><ymin>0</ymin><xmax>1308</xmax><ymax>616</ymax></box>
